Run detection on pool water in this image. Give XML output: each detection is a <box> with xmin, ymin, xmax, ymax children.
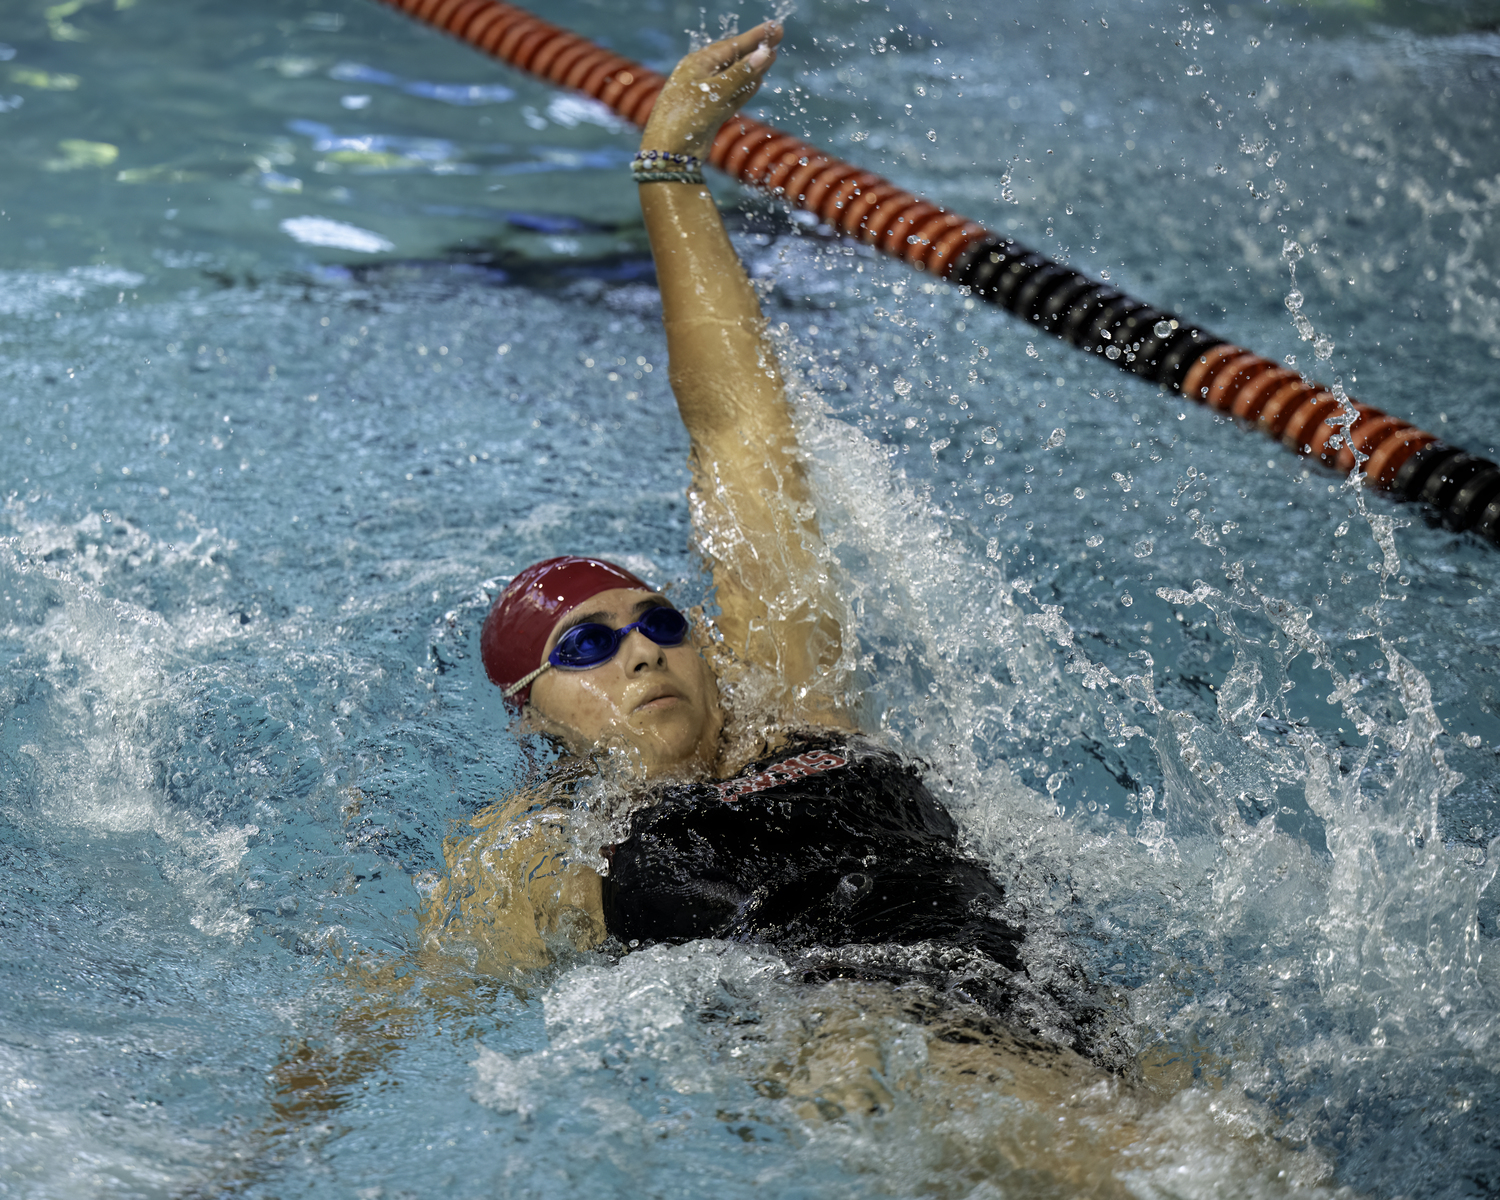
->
<box><xmin>2</xmin><ymin>0</ymin><xmax>1499</xmax><ymax>1195</ymax></box>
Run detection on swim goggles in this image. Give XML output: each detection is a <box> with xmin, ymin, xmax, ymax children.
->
<box><xmin>503</xmin><ymin>606</ymin><xmax>690</xmax><ymax>698</ymax></box>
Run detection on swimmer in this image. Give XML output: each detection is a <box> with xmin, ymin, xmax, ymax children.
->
<box><xmin>420</xmin><ymin>21</ymin><xmax>1115</xmax><ymax>1061</ymax></box>
<box><xmin>258</xmin><ymin>28</ymin><xmax>1349</xmax><ymax>1197</ymax></box>
<box><xmin>386</xmin><ymin>33</ymin><xmax>1154</xmax><ymax>1181</ymax></box>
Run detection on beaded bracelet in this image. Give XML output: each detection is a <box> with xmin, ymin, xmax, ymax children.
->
<box><xmin>631</xmin><ymin>149</ymin><xmax>704</xmax><ymax>185</ymax></box>
<box><xmin>634</xmin><ymin>169</ymin><xmax>705</xmax><ymax>184</ymax></box>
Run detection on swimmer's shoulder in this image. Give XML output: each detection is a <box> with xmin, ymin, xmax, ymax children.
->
<box><xmin>462</xmin><ymin>757</ymin><xmax>597</xmax><ymax>839</ymax></box>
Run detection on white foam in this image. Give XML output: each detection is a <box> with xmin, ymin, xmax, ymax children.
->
<box><xmin>0</xmin><ymin>266</ymin><xmax>145</xmax><ymax>316</ymax></box>
<box><xmin>544</xmin><ymin>94</ymin><xmax>628</xmax><ymax>132</ymax></box>
<box><xmin>1</xmin><ymin>518</ymin><xmax>257</xmax><ymax>939</ymax></box>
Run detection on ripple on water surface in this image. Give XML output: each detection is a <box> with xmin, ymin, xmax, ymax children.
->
<box><xmin>2</xmin><ymin>0</ymin><xmax>1500</xmax><ymax>1195</ymax></box>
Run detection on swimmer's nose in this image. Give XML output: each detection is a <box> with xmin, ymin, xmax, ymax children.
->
<box><xmin>622</xmin><ymin>628</ymin><xmax>666</xmax><ymax>673</ymax></box>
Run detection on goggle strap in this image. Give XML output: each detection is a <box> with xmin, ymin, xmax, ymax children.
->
<box><xmin>503</xmin><ymin>662</ymin><xmax>551</xmax><ymax>699</ymax></box>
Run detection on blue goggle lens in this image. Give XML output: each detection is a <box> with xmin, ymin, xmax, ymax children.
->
<box><xmin>549</xmin><ymin>606</ymin><xmax>689</xmax><ymax>670</ymax></box>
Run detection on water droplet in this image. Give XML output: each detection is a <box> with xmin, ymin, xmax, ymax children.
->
<box><xmin>1043</xmin><ymin>427</ymin><xmax>1067</xmax><ymax>449</ymax></box>
<box><xmin>1074</xmin><ymin>487</ymin><xmax>1087</xmax><ymax>499</ymax></box>
<box><xmin>1133</xmin><ymin>538</ymin><xmax>1154</xmax><ymax>558</ymax></box>
<box><xmin>1025</xmin><ymin>341</ymin><xmax>1039</xmax><ymax>358</ymax></box>
<box><xmin>1313</xmin><ymin>335</ymin><xmax>1335</xmax><ymax>360</ymax></box>
<box><xmin>1120</xmin><ymin>592</ymin><xmax>1134</xmax><ymax>607</ymax></box>
<box><xmin>1105</xmin><ymin>344</ymin><xmax>1122</xmax><ymax>359</ymax></box>
<box><xmin>1284</xmin><ymin>289</ymin><xmax>1304</xmax><ymax>312</ymax></box>
<box><xmin>1186</xmin><ymin>64</ymin><xmax>1204</xmax><ymax>76</ymax></box>
<box><xmin>1282</xmin><ymin>239</ymin><xmax>1304</xmax><ymax>262</ymax></box>
<box><xmin>981</xmin><ymin>426</ymin><xmax>999</xmax><ymax>444</ymax></box>
<box><xmin>1086</xmin><ymin>534</ymin><xmax>1103</xmax><ymax>547</ymax></box>
<box><xmin>1153</xmin><ymin>319</ymin><xmax>1173</xmax><ymax>338</ymax></box>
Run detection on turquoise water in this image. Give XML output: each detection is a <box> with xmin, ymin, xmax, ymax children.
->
<box><xmin>2</xmin><ymin>0</ymin><xmax>1499</xmax><ymax>1195</ymax></box>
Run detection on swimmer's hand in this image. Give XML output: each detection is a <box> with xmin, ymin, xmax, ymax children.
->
<box><xmin>641</xmin><ymin>22</ymin><xmax>783</xmax><ymax>156</ymax></box>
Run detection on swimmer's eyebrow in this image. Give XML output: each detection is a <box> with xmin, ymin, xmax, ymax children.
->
<box><xmin>551</xmin><ymin>594</ymin><xmax>671</xmax><ymax>640</ymax></box>
<box><xmin>552</xmin><ymin>608</ymin><xmax>608</xmax><ymax>640</ymax></box>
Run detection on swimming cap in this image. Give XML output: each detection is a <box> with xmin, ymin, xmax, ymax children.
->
<box><xmin>480</xmin><ymin>555</ymin><xmax>652</xmax><ymax>706</ymax></box>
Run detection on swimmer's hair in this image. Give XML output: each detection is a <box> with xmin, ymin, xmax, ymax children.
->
<box><xmin>481</xmin><ymin>556</ymin><xmax>652</xmax><ymax>708</ymax></box>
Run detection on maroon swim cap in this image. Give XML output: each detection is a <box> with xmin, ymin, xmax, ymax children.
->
<box><xmin>480</xmin><ymin>555</ymin><xmax>652</xmax><ymax>706</ymax></box>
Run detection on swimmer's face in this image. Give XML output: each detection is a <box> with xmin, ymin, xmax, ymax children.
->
<box><xmin>525</xmin><ymin>588</ymin><xmax>723</xmax><ymax>777</ymax></box>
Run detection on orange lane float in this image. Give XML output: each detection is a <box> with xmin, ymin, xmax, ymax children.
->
<box><xmin>373</xmin><ymin>0</ymin><xmax>1500</xmax><ymax>544</ymax></box>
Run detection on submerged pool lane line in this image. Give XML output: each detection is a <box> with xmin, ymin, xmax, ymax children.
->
<box><xmin>375</xmin><ymin>0</ymin><xmax>1500</xmax><ymax>548</ymax></box>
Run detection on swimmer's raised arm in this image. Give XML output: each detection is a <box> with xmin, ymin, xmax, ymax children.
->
<box><xmin>639</xmin><ymin>27</ymin><xmax>849</xmax><ymax>726</ymax></box>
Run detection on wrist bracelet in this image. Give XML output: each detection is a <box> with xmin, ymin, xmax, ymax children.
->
<box><xmin>631</xmin><ymin>149</ymin><xmax>704</xmax><ymax>184</ymax></box>
<box><xmin>634</xmin><ymin>169</ymin><xmax>706</xmax><ymax>185</ymax></box>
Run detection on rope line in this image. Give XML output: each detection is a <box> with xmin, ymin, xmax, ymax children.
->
<box><xmin>375</xmin><ymin>0</ymin><xmax>1500</xmax><ymax>544</ymax></box>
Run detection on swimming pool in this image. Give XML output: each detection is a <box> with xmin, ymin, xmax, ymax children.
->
<box><xmin>2</xmin><ymin>0</ymin><xmax>1498</xmax><ymax>1194</ymax></box>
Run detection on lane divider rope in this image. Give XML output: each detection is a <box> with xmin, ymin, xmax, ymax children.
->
<box><xmin>374</xmin><ymin>0</ymin><xmax>1500</xmax><ymax>545</ymax></box>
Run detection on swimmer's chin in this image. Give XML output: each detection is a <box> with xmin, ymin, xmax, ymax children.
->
<box><xmin>627</xmin><ymin>710</ymin><xmax>720</xmax><ymax>778</ymax></box>
<box><xmin>626</xmin><ymin>705</ymin><xmax>702</xmax><ymax>756</ymax></box>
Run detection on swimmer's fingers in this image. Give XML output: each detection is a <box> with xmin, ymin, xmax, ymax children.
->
<box><xmin>644</xmin><ymin>22</ymin><xmax>782</xmax><ymax>153</ymax></box>
<box><xmin>700</xmin><ymin>34</ymin><xmax>777</xmax><ymax>108</ymax></box>
<box><xmin>688</xmin><ymin>21</ymin><xmax>783</xmax><ymax>79</ymax></box>
<box><xmin>675</xmin><ymin>43</ymin><xmax>776</xmax><ymax>133</ymax></box>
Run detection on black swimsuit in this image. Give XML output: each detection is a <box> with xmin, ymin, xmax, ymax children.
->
<box><xmin>602</xmin><ymin>737</ymin><xmax>1024</xmax><ymax>968</ymax></box>
<box><xmin>598</xmin><ymin>736</ymin><xmax>1128</xmax><ymax>1066</ymax></box>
